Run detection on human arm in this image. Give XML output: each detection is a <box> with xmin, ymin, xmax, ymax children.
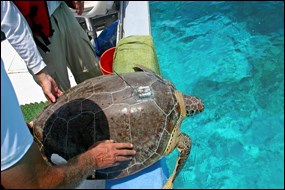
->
<box><xmin>1</xmin><ymin>140</ymin><xmax>135</xmax><ymax>189</ymax></box>
<box><xmin>1</xmin><ymin>1</ymin><xmax>62</xmax><ymax>103</ymax></box>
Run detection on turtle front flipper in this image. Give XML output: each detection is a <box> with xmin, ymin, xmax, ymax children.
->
<box><xmin>163</xmin><ymin>133</ymin><xmax>192</xmax><ymax>189</ymax></box>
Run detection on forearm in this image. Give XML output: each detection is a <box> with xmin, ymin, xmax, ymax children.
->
<box><xmin>44</xmin><ymin>153</ymin><xmax>94</xmax><ymax>189</ymax></box>
<box><xmin>33</xmin><ymin>149</ymin><xmax>95</xmax><ymax>189</ymax></box>
<box><xmin>1</xmin><ymin>143</ymin><xmax>95</xmax><ymax>189</ymax></box>
<box><xmin>2</xmin><ymin>137</ymin><xmax>134</xmax><ymax>188</ymax></box>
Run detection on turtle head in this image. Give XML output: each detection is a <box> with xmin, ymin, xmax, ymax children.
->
<box><xmin>183</xmin><ymin>95</ymin><xmax>204</xmax><ymax>116</ymax></box>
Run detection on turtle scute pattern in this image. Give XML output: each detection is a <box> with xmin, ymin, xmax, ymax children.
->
<box><xmin>33</xmin><ymin>72</ymin><xmax>181</xmax><ymax>179</ymax></box>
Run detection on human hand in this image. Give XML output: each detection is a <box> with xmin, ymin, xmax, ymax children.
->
<box><xmin>88</xmin><ymin>140</ymin><xmax>136</xmax><ymax>170</ymax></box>
<box><xmin>72</xmin><ymin>1</ymin><xmax>84</xmax><ymax>16</ymax></box>
<box><xmin>36</xmin><ymin>69</ymin><xmax>62</xmax><ymax>103</ymax></box>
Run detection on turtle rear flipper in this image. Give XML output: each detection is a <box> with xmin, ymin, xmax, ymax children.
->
<box><xmin>163</xmin><ymin>133</ymin><xmax>192</xmax><ymax>189</ymax></box>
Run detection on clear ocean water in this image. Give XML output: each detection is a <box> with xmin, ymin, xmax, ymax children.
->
<box><xmin>149</xmin><ymin>1</ymin><xmax>284</xmax><ymax>189</ymax></box>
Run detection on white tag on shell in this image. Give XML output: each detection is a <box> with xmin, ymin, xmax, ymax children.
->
<box><xmin>137</xmin><ymin>86</ymin><xmax>152</xmax><ymax>98</ymax></box>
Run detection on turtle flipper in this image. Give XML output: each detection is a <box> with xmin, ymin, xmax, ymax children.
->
<box><xmin>163</xmin><ymin>133</ymin><xmax>192</xmax><ymax>189</ymax></box>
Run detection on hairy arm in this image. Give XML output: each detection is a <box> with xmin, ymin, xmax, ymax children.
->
<box><xmin>1</xmin><ymin>140</ymin><xmax>135</xmax><ymax>189</ymax></box>
<box><xmin>1</xmin><ymin>143</ymin><xmax>91</xmax><ymax>188</ymax></box>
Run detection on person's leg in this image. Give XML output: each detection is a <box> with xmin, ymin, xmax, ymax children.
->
<box><xmin>52</xmin><ymin>3</ymin><xmax>102</xmax><ymax>84</ymax></box>
<box><xmin>31</xmin><ymin>6</ymin><xmax>71</xmax><ymax>91</ymax></box>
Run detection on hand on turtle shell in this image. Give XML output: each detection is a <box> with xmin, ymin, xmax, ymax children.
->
<box><xmin>36</xmin><ymin>69</ymin><xmax>62</xmax><ymax>103</ymax></box>
<box><xmin>87</xmin><ymin>140</ymin><xmax>136</xmax><ymax>170</ymax></box>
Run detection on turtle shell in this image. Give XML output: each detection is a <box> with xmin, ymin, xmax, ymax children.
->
<box><xmin>33</xmin><ymin>71</ymin><xmax>181</xmax><ymax>179</ymax></box>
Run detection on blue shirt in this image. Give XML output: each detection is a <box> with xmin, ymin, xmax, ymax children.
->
<box><xmin>1</xmin><ymin>60</ymin><xmax>34</xmax><ymax>171</ymax></box>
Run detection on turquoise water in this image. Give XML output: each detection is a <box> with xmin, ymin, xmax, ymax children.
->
<box><xmin>150</xmin><ymin>1</ymin><xmax>284</xmax><ymax>189</ymax></box>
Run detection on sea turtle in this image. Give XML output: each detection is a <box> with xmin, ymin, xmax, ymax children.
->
<box><xmin>32</xmin><ymin>65</ymin><xmax>204</xmax><ymax>188</ymax></box>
